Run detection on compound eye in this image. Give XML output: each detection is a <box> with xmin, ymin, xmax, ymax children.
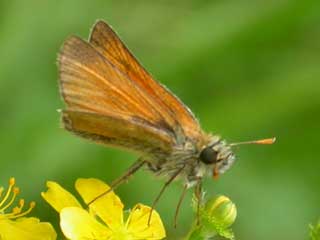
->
<box><xmin>199</xmin><ymin>147</ymin><xmax>218</xmax><ymax>164</ymax></box>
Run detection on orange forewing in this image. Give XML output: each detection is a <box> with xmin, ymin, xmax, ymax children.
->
<box><xmin>58</xmin><ymin>21</ymin><xmax>202</xmax><ymax>153</ymax></box>
<box><xmin>89</xmin><ymin>21</ymin><xmax>202</xmax><ymax>139</ymax></box>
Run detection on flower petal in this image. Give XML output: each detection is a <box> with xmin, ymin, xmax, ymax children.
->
<box><xmin>0</xmin><ymin>217</ymin><xmax>56</xmax><ymax>240</ymax></box>
<box><xmin>41</xmin><ymin>181</ymin><xmax>82</xmax><ymax>212</ymax></box>
<box><xmin>60</xmin><ymin>207</ymin><xmax>112</xmax><ymax>239</ymax></box>
<box><xmin>126</xmin><ymin>204</ymin><xmax>166</xmax><ymax>240</ymax></box>
<box><xmin>75</xmin><ymin>178</ymin><xmax>124</xmax><ymax>230</ymax></box>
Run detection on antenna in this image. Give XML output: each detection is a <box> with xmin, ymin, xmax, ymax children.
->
<box><xmin>229</xmin><ymin>137</ymin><xmax>276</xmax><ymax>147</ymax></box>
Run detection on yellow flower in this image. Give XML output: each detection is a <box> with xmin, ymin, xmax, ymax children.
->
<box><xmin>41</xmin><ymin>178</ymin><xmax>166</xmax><ymax>240</ymax></box>
<box><xmin>0</xmin><ymin>177</ymin><xmax>57</xmax><ymax>240</ymax></box>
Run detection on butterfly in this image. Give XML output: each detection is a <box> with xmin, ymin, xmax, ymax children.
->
<box><xmin>58</xmin><ymin>20</ymin><xmax>275</xmax><ymax>225</ymax></box>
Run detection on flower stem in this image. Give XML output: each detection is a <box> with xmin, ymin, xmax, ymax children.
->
<box><xmin>184</xmin><ymin>224</ymin><xmax>217</xmax><ymax>240</ymax></box>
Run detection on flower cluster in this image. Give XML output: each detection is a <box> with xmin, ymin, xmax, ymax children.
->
<box><xmin>0</xmin><ymin>176</ymin><xmax>240</xmax><ymax>240</ymax></box>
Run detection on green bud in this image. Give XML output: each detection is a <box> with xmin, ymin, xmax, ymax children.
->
<box><xmin>185</xmin><ymin>195</ymin><xmax>237</xmax><ymax>240</ymax></box>
<box><xmin>204</xmin><ymin>195</ymin><xmax>237</xmax><ymax>228</ymax></box>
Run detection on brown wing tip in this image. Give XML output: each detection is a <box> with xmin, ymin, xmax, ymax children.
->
<box><xmin>58</xmin><ymin>35</ymin><xmax>82</xmax><ymax>60</ymax></box>
<box><xmin>57</xmin><ymin>35</ymin><xmax>84</xmax><ymax>75</ymax></box>
<box><xmin>93</xmin><ymin>19</ymin><xmax>109</xmax><ymax>27</ymax></box>
<box><xmin>89</xmin><ymin>19</ymin><xmax>115</xmax><ymax>42</ymax></box>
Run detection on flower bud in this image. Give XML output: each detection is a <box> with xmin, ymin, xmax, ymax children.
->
<box><xmin>204</xmin><ymin>195</ymin><xmax>237</xmax><ymax>228</ymax></box>
<box><xmin>186</xmin><ymin>195</ymin><xmax>237</xmax><ymax>240</ymax></box>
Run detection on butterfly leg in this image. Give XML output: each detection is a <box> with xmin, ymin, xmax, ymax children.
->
<box><xmin>87</xmin><ymin>158</ymin><xmax>146</xmax><ymax>205</ymax></box>
<box><xmin>174</xmin><ymin>184</ymin><xmax>188</xmax><ymax>228</ymax></box>
<box><xmin>148</xmin><ymin>165</ymin><xmax>186</xmax><ymax>225</ymax></box>
<box><xmin>194</xmin><ymin>178</ymin><xmax>202</xmax><ymax>225</ymax></box>
<box><xmin>110</xmin><ymin>158</ymin><xmax>146</xmax><ymax>189</ymax></box>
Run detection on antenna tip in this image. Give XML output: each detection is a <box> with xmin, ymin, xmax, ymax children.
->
<box><xmin>256</xmin><ymin>137</ymin><xmax>276</xmax><ymax>145</ymax></box>
<box><xmin>229</xmin><ymin>137</ymin><xmax>277</xmax><ymax>147</ymax></box>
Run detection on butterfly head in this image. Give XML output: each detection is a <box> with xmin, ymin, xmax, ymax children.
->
<box><xmin>199</xmin><ymin>136</ymin><xmax>276</xmax><ymax>179</ymax></box>
<box><xmin>199</xmin><ymin>138</ymin><xmax>235</xmax><ymax>179</ymax></box>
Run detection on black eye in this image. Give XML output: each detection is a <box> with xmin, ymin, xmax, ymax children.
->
<box><xmin>199</xmin><ymin>147</ymin><xmax>218</xmax><ymax>164</ymax></box>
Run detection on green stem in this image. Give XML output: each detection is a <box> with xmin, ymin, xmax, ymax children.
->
<box><xmin>184</xmin><ymin>224</ymin><xmax>217</xmax><ymax>240</ymax></box>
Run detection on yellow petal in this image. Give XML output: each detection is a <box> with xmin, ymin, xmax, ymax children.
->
<box><xmin>0</xmin><ymin>217</ymin><xmax>57</xmax><ymax>240</ymax></box>
<box><xmin>126</xmin><ymin>204</ymin><xmax>166</xmax><ymax>240</ymax></box>
<box><xmin>60</xmin><ymin>207</ymin><xmax>111</xmax><ymax>240</ymax></box>
<box><xmin>41</xmin><ymin>181</ymin><xmax>82</xmax><ymax>213</ymax></box>
<box><xmin>75</xmin><ymin>178</ymin><xmax>124</xmax><ymax>230</ymax></box>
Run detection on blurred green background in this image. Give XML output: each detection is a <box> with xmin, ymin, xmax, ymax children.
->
<box><xmin>0</xmin><ymin>0</ymin><xmax>319</xmax><ymax>239</ymax></box>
